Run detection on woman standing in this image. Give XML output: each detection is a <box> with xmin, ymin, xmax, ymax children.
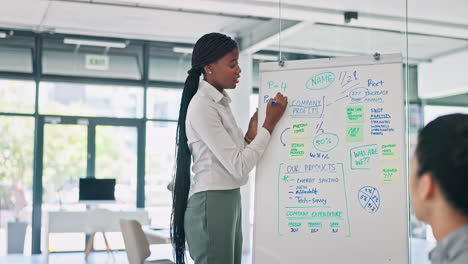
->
<box><xmin>171</xmin><ymin>32</ymin><xmax>287</xmax><ymax>264</ymax></box>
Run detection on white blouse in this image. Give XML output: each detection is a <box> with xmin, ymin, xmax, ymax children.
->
<box><xmin>186</xmin><ymin>80</ymin><xmax>271</xmax><ymax>197</ymax></box>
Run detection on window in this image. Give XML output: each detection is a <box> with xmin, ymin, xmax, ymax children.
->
<box><xmin>39</xmin><ymin>82</ymin><xmax>144</xmax><ymax>118</ymax></box>
<box><xmin>42</xmin><ymin>38</ymin><xmax>142</xmax><ymax>80</ymax></box>
<box><xmin>0</xmin><ymin>80</ymin><xmax>35</xmax><ymax>114</ymax></box>
<box><xmin>0</xmin><ymin>35</ymin><xmax>33</xmax><ymax>73</ymax></box>
<box><xmin>145</xmin><ymin>121</ymin><xmax>177</xmax><ymax>228</ymax></box>
<box><xmin>96</xmin><ymin>125</ymin><xmax>138</xmax><ymax>206</ymax></box>
<box><xmin>0</xmin><ymin>47</ymin><xmax>33</xmax><ymax>73</ymax></box>
<box><xmin>0</xmin><ymin>116</ymin><xmax>34</xmax><ymax>255</ymax></box>
<box><xmin>149</xmin><ymin>46</ymin><xmax>191</xmax><ymax>82</ymax></box>
<box><xmin>147</xmin><ymin>88</ymin><xmax>182</xmax><ymax>120</ymax></box>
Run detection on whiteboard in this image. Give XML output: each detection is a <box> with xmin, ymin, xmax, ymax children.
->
<box><xmin>253</xmin><ymin>54</ymin><xmax>409</xmax><ymax>264</ymax></box>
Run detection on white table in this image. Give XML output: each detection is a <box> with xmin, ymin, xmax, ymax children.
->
<box><xmin>46</xmin><ymin>209</ymin><xmax>150</xmax><ymax>253</ymax></box>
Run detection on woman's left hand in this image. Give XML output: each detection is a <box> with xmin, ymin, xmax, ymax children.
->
<box><xmin>245</xmin><ymin>109</ymin><xmax>258</xmax><ymax>144</ymax></box>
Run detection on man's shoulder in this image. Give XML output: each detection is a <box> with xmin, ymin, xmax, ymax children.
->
<box><xmin>446</xmin><ymin>225</ymin><xmax>468</xmax><ymax>263</ymax></box>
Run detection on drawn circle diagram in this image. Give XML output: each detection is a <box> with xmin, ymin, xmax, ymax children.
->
<box><xmin>312</xmin><ymin>133</ymin><xmax>339</xmax><ymax>152</ymax></box>
<box><xmin>348</xmin><ymin>87</ymin><xmax>369</xmax><ymax>100</ymax></box>
<box><xmin>358</xmin><ymin>186</ymin><xmax>380</xmax><ymax>213</ymax></box>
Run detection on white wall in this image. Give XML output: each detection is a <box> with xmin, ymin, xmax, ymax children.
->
<box><xmin>418</xmin><ymin>50</ymin><xmax>468</xmax><ymax>98</ymax></box>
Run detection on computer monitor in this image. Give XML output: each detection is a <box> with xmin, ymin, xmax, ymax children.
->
<box><xmin>79</xmin><ymin>178</ymin><xmax>116</xmax><ymax>201</ymax></box>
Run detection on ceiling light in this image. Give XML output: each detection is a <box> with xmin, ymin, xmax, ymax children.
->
<box><xmin>64</xmin><ymin>38</ymin><xmax>127</xmax><ymax>48</ymax></box>
<box><xmin>253</xmin><ymin>54</ymin><xmax>278</xmax><ymax>61</ymax></box>
<box><xmin>172</xmin><ymin>46</ymin><xmax>193</xmax><ymax>54</ymax></box>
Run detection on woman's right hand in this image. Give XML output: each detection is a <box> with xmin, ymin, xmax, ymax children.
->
<box><xmin>263</xmin><ymin>92</ymin><xmax>288</xmax><ymax>134</ymax></box>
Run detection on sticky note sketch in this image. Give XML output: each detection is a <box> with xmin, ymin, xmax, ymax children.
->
<box><xmin>289</xmin><ymin>143</ymin><xmax>306</xmax><ymax>159</ymax></box>
<box><xmin>382</xmin><ymin>167</ymin><xmax>400</xmax><ymax>184</ymax></box>
<box><xmin>291</xmin><ymin>122</ymin><xmax>309</xmax><ymax>138</ymax></box>
<box><xmin>346</xmin><ymin>125</ymin><xmax>363</xmax><ymax>143</ymax></box>
<box><xmin>346</xmin><ymin>105</ymin><xmax>364</xmax><ymax>123</ymax></box>
<box><xmin>380</xmin><ymin>143</ymin><xmax>398</xmax><ymax>160</ymax></box>
<box><xmin>349</xmin><ymin>144</ymin><xmax>378</xmax><ymax>170</ymax></box>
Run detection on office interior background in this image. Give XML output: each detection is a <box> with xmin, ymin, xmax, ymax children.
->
<box><xmin>1</xmin><ymin>0</ymin><xmax>467</xmax><ymax>263</ymax></box>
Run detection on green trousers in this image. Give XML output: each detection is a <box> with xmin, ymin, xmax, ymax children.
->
<box><xmin>184</xmin><ymin>188</ymin><xmax>242</xmax><ymax>264</ymax></box>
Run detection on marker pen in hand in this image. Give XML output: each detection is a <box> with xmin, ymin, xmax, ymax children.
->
<box><xmin>271</xmin><ymin>100</ymin><xmax>277</xmax><ymax>105</ymax></box>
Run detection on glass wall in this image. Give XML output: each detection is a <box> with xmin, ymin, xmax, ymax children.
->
<box><xmin>39</xmin><ymin>82</ymin><xmax>144</xmax><ymax>118</ymax></box>
<box><xmin>96</xmin><ymin>125</ymin><xmax>138</xmax><ymax>206</ymax></box>
<box><xmin>407</xmin><ymin>2</ymin><xmax>468</xmax><ymax>260</ymax></box>
<box><xmin>0</xmin><ymin>116</ymin><xmax>34</xmax><ymax>255</ymax></box>
<box><xmin>0</xmin><ymin>34</ymin><xmax>33</xmax><ymax>74</ymax></box>
<box><xmin>145</xmin><ymin>121</ymin><xmax>177</xmax><ymax>228</ymax></box>
<box><xmin>149</xmin><ymin>46</ymin><xmax>191</xmax><ymax>82</ymax></box>
<box><xmin>94</xmin><ymin>125</ymin><xmax>138</xmax><ymax>250</ymax></box>
<box><xmin>145</xmin><ymin>85</ymin><xmax>181</xmax><ymax>228</ymax></box>
<box><xmin>0</xmin><ymin>31</ymin><xmax>35</xmax><ymax>251</ymax></box>
<box><xmin>147</xmin><ymin>88</ymin><xmax>182</xmax><ymax>120</ymax></box>
<box><xmin>42</xmin><ymin>38</ymin><xmax>142</xmax><ymax>80</ymax></box>
<box><xmin>0</xmin><ymin>80</ymin><xmax>35</xmax><ymax>114</ymax></box>
<box><xmin>42</xmin><ymin>124</ymin><xmax>88</xmax><ymax>252</ymax></box>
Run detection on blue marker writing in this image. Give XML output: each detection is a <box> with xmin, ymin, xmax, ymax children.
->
<box><xmin>271</xmin><ymin>100</ymin><xmax>277</xmax><ymax>105</ymax></box>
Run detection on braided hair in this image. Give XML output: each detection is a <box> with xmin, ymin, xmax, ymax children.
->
<box><xmin>171</xmin><ymin>32</ymin><xmax>238</xmax><ymax>264</ymax></box>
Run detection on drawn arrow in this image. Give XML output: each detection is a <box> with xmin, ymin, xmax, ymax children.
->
<box><xmin>280</xmin><ymin>127</ymin><xmax>290</xmax><ymax>146</ymax></box>
<box><xmin>335</xmin><ymin>95</ymin><xmax>349</xmax><ymax>102</ymax></box>
<box><xmin>326</xmin><ymin>95</ymin><xmax>349</xmax><ymax>106</ymax></box>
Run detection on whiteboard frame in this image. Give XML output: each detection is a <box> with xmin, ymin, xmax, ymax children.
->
<box><xmin>253</xmin><ymin>53</ymin><xmax>410</xmax><ymax>264</ymax></box>
<box><xmin>260</xmin><ymin>53</ymin><xmax>402</xmax><ymax>72</ymax></box>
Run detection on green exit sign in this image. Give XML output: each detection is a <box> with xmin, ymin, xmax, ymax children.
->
<box><xmin>85</xmin><ymin>54</ymin><xmax>109</xmax><ymax>70</ymax></box>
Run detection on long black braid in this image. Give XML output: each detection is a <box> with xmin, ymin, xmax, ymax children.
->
<box><xmin>171</xmin><ymin>33</ymin><xmax>238</xmax><ymax>264</ymax></box>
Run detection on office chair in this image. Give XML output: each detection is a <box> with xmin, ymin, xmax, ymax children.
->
<box><xmin>120</xmin><ymin>219</ymin><xmax>174</xmax><ymax>264</ymax></box>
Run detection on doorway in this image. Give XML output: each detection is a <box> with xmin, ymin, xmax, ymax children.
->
<box><xmin>35</xmin><ymin>115</ymin><xmax>144</xmax><ymax>252</ymax></box>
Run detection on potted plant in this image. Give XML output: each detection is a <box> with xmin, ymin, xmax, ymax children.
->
<box><xmin>5</xmin><ymin>183</ymin><xmax>28</xmax><ymax>254</ymax></box>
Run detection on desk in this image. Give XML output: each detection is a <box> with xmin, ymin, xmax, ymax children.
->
<box><xmin>46</xmin><ymin>210</ymin><xmax>149</xmax><ymax>252</ymax></box>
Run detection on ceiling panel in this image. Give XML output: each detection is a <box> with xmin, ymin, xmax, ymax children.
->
<box><xmin>0</xmin><ymin>0</ymin><xmax>266</xmax><ymax>44</ymax></box>
<box><xmin>45</xmin><ymin>1</ymin><xmax>264</xmax><ymax>43</ymax></box>
<box><xmin>249</xmin><ymin>0</ymin><xmax>468</xmax><ymax>25</ymax></box>
<box><xmin>0</xmin><ymin>0</ymin><xmax>467</xmax><ymax>60</ymax></box>
<box><xmin>0</xmin><ymin>0</ymin><xmax>50</xmax><ymax>30</ymax></box>
<box><xmin>266</xmin><ymin>23</ymin><xmax>468</xmax><ymax>61</ymax></box>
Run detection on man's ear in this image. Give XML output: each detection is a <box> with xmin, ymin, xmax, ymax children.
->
<box><xmin>419</xmin><ymin>172</ymin><xmax>436</xmax><ymax>201</ymax></box>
